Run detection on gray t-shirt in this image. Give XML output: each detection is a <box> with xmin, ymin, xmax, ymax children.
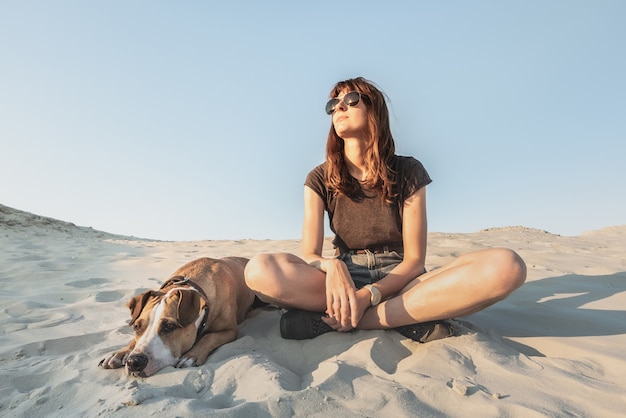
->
<box><xmin>305</xmin><ymin>155</ymin><xmax>432</xmax><ymax>251</ymax></box>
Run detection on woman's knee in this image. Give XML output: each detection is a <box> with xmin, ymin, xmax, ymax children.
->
<box><xmin>484</xmin><ymin>247</ymin><xmax>527</xmax><ymax>296</ymax></box>
<box><xmin>244</xmin><ymin>253</ymin><xmax>278</xmax><ymax>292</ymax></box>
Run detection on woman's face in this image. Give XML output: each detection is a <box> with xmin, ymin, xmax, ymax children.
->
<box><xmin>331</xmin><ymin>90</ymin><xmax>368</xmax><ymax>140</ymax></box>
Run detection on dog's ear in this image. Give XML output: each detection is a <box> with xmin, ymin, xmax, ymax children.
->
<box><xmin>175</xmin><ymin>289</ymin><xmax>204</xmax><ymax>327</ymax></box>
<box><xmin>127</xmin><ymin>291</ymin><xmax>158</xmax><ymax>326</ymax></box>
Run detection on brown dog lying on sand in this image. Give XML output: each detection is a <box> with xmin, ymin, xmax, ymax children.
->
<box><xmin>99</xmin><ymin>257</ymin><xmax>257</xmax><ymax>377</ymax></box>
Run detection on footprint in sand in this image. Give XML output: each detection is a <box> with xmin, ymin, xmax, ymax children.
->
<box><xmin>184</xmin><ymin>368</ymin><xmax>215</xmax><ymax>394</ymax></box>
<box><xmin>95</xmin><ymin>291</ymin><xmax>124</xmax><ymax>303</ymax></box>
<box><xmin>16</xmin><ymin>331</ymin><xmax>110</xmax><ymax>357</ymax></box>
<box><xmin>4</xmin><ymin>302</ymin><xmax>81</xmax><ymax>328</ymax></box>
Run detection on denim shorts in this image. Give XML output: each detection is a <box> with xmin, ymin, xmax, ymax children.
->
<box><xmin>337</xmin><ymin>250</ymin><xmax>404</xmax><ymax>289</ymax></box>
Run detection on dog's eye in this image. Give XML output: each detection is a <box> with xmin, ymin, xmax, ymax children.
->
<box><xmin>133</xmin><ymin>321</ymin><xmax>144</xmax><ymax>334</ymax></box>
<box><xmin>161</xmin><ymin>322</ymin><xmax>178</xmax><ymax>334</ymax></box>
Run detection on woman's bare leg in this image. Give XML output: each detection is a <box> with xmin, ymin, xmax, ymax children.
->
<box><xmin>244</xmin><ymin>253</ymin><xmax>328</xmax><ymax>312</ymax></box>
<box><xmin>358</xmin><ymin>248</ymin><xmax>527</xmax><ymax>329</ymax></box>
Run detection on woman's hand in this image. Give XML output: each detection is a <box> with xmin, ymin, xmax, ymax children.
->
<box><xmin>321</xmin><ymin>259</ymin><xmax>370</xmax><ymax>331</ymax></box>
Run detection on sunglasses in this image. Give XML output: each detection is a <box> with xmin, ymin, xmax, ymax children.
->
<box><xmin>325</xmin><ymin>91</ymin><xmax>367</xmax><ymax>115</ymax></box>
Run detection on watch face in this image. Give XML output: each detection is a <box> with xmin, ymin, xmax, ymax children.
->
<box><xmin>369</xmin><ymin>285</ymin><xmax>381</xmax><ymax>305</ymax></box>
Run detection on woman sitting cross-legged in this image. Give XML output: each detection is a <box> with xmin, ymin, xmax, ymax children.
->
<box><xmin>245</xmin><ymin>77</ymin><xmax>527</xmax><ymax>342</ymax></box>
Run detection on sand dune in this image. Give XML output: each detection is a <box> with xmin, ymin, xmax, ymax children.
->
<box><xmin>1</xmin><ymin>204</ymin><xmax>625</xmax><ymax>417</ymax></box>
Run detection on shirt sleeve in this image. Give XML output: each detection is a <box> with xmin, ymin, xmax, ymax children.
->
<box><xmin>397</xmin><ymin>157</ymin><xmax>432</xmax><ymax>203</ymax></box>
<box><xmin>304</xmin><ymin>163</ymin><xmax>327</xmax><ymax>202</ymax></box>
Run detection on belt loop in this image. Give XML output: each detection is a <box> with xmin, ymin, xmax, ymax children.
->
<box><xmin>366</xmin><ymin>249</ymin><xmax>375</xmax><ymax>270</ymax></box>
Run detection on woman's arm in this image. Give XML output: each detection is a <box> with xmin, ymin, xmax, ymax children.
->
<box><xmin>301</xmin><ymin>186</ymin><xmax>362</xmax><ymax>330</ymax></box>
<box><xmin>367</xmin><ymin>187</ymin><xmax>428</xmax><ymax>301</ymax></box>
<box><xmin>301</xmin><ymin>186</ymin><xmax>326</xmax><ymax>264</ymax></box>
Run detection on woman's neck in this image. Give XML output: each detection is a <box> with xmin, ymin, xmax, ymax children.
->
<box><xmin>343</xmin><ymin>138</ymin><xmax>368</xmax><ymax>181</ymax></box>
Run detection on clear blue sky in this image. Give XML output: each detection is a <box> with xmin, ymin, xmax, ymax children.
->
<box><xmin>1</xmin><ymin>1</ymin><xmax>625</xmax><ymax>240</ymax></box>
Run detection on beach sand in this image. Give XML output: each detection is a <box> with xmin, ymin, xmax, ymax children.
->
<box><xmin>1</xmin><ymin>203</ymin><xmax>625</xmax><ymax>417</ymax></box>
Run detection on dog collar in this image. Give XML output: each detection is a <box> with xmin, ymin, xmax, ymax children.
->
<box><xmin>160</xmin><ymin>276</ymin><xmax>210</xmax><ymax>301</ymax></box>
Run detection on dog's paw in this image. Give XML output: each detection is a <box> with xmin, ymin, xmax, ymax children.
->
<box><xmin>177</xmin><ymin>346</ymin><xmax>210</xmax><ymax>369</ymax></box>
<box><xmin>175</xmin><ymin>355</ymin><xmax>197</xmax><ymax>369</ymax></box>
<box><xmin>99</xmin><ymin>351</ymin><xmax>127</xmax><ymax>369</ymax></box>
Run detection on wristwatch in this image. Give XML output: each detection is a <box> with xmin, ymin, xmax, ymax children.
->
<box><xmin>364</xmin><ymin>284</ymin><xmax>381</xmax><ymax>306</ymax></box>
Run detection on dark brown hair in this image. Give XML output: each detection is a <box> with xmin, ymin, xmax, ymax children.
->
<box><xmin>325</xmin><ymin>77</ymin><xmax>396</xmax><ymax>203</ymax></box>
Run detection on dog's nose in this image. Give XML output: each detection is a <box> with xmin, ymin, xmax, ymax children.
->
<box><xmin>126</xmin><ymin>353</ymin><xmax>148</xmax><ymax>372</ymax></box>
